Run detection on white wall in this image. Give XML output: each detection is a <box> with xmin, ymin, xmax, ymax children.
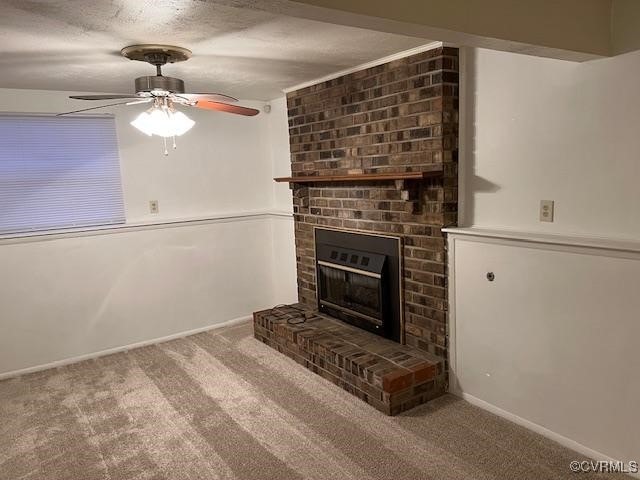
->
<box><xmin>451</xmin><ymin>236</ymin><xmax>640</xmax><ymax>463</ymax></box>
<box><xmin>0</xmin><ymin>89</ymin><xmax>297</xmax><ymax>377</ymax></box>
<box><xmin>0</xmin><ymin>219</ymin><xmax>276</xmax><ymax>375</ymax></box>
<box><xmin>269</xmin><ymin>96</ymin><xmax>296</xmax><ymax>213</ymax></box>
<box><xmin>0</xmin><ymin>88</ymin><xmax>273</xmax><ymax>222</ymax></box>
<box><xmin>453</xmin><ymin>48</ymin><xmax>640</xmax><ymax>464</ymax></box>
<box><xmin>266</xmin><ymin>96</ymin><xmax>298</xmax><ymax>303</ymax></box>
<box><xmin>463</xmin><ymin>48</ymin><xmax>640</xmax><ymax>238</ymax></box>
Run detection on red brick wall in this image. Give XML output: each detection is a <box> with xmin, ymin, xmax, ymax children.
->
<box><xmin>286</xmin><ymin>46</ymin><xmax>458</xmax><ymax>361</ymax></box>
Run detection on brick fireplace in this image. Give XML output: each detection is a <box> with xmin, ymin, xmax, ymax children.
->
<box><xmin>254</xmin><ymin>45</ymin><xmax>458</xmax><ymax>414</ymax></box>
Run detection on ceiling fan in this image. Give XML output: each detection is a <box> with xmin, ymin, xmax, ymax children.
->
<box><xmin>59</xmin><ymin>44</ymin><xmax>259</xmax><ymax>154</ymax></box>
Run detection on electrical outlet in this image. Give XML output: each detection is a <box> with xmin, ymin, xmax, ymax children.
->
<box><xmin>539</xmin><ymin>200</ymin><xmax>554</xmax><ymax>222</ymax></box>
<box><xmin>149</xmin><ymin>200</ymin><xmax>159</xmax><ymax>214</ymax></box>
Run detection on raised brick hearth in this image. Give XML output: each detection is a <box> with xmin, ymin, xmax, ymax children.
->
<box><xmin>254</xmin><ymin>305</ymin><xmax>444</xmax><ymax>415</ymax></box>
<box><xmin>255</xmin><ymin>44</ymin><xmax>458</xmax><ymax>415</ymax></box>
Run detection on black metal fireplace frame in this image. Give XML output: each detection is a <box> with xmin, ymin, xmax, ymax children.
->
<box><xmin>314</xmin><ymin>227</ymin><xmax>404</xmax><ymax>343</ymax></box>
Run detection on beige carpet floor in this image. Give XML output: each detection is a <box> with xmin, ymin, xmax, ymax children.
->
<box><xmin>0</xmin><ymin>321</ymin><xmax>613</xmax><ymax>480</ymax></box>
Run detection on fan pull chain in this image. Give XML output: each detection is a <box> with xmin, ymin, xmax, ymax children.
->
<box><xmin>163</xmin><ymin>137</ymin><xmax>168</xmax><ymax>156</ymax></box>
<box><xmin>172</xmin><ymin>136</ymin><xmax>177</xmax><ymax>149</ymax></box>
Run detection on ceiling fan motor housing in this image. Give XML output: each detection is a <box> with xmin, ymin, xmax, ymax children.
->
<box><xmin>135</xmin><ymin>76</ymin><xmax>185</xmax><ymax>94</ymax></box>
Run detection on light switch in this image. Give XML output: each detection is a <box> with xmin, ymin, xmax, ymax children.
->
<box><xmin>540</xmin><ymin>200</ymin><xmax>554</xmax><ymax>222</ymax></box>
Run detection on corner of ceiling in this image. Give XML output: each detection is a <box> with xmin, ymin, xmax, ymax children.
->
<box><xmin>281</xmin><ymin>41</ymin><xmax>443</xmax><ymax>94</ymax></box>
<box><xmin>610</xmin><ymin>0</ymin><xmax>640</xmax><ymax>55</ymax></box>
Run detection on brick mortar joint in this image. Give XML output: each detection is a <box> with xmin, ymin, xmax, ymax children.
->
<box><xmin>254</xmin><ymin>328</ymin><xmax>394</xmax><ymax>402</ymax></box>
<box><xmin>278</xmin><ymin>311</ymin><xmax>433</xmax><ymax>374</ymax></box>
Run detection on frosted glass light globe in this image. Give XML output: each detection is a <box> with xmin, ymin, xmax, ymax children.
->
<box><xmin>131</xmin><ymin>107</ymin><xmax>195</xmax><ymax>138</ymax></box>
<box><xmin>169</xmin><ymin>110</ymin><xmax>195</xmax><ymax>136</ymax></box>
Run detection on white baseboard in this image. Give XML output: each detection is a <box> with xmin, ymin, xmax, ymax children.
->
<box><xmin>0</xmin><ymin>315</ymin><xmax>252</xmax><ymax>381</ymax></box>
<box><xmin>458</xmin><ymin>392</ymin><xmax>639</xmax><ymax>478</ymax></box>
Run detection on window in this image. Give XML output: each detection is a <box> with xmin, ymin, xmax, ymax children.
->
<box><xmin>0</xmin><ymin>114</ymin><xmax>125</xmax><ymax>235</ymax></box>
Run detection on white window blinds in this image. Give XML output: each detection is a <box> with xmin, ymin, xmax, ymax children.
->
<box><xmin>0</xmin><ymin>114</ymin><xmax>125</xmax><ymax>235</ymax></box>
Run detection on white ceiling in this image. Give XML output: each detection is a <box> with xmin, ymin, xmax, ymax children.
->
<box><xmin>0</xmin><ymin>0</ymin><xmax>430</xmax><ymax>100</ymax></box>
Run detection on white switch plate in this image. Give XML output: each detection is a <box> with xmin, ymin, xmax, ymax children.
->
<box><xmin>540</xmin><ymin>200</ymin><xmax>554</xmax><ymax>222</ymax></box>
<box><xmin>149</xmin><ymin>200</ymin><xmax>159</xmax><ymax>214</ymax></box>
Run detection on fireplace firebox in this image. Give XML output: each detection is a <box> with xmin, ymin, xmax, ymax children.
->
<box><xmin>315</xmin><ymin>228</ymin><xmax>402</xmax><ymax>343</ymax></box>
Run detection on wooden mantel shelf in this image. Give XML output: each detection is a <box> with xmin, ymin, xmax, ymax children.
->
<box><xmin>274</xmin><ymin>168</ymin><xmax>442</xmax><ymax>184</ymax></box>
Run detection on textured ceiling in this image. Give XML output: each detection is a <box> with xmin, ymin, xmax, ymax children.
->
<box><xmin>0</xmin><ymin>0</ymin><xmax>429</xmax><ymax>100</ymax></box>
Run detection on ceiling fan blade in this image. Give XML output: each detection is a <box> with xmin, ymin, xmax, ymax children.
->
<box><xmin>69</xmin><ymin>94</ymin><xmax>139</xmax><ymax>100</ymax></box>
<box><xmin>176</xmin><ymin>93</ymin><xmax>238</xmax><ymax>103</ymax></box>
<box><xmin>194</xmin><ymin>101</ymin><xmax>259</xmax><ymax>116</ymax></box>
<box><xmin>56</xmin><ymin>101</ymin><xmax>133</xmax><ymax>116</ymax></box>
<box><xmin>126</xmin><ymin>99</ymin><xmax>153</xmax><ymax>105</ymax></box>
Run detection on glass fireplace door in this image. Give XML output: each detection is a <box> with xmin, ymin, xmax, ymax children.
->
<box><xmin>318</xmin><ymin>262</ymin><xmax>383</xmax><ymax>327</ymax></box>
<box><xmin>314</xmin><ymin>228</ymin><xmax>401</xmax><ymax>342</ymax></box>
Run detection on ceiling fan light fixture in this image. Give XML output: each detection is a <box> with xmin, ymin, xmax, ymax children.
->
<box><xmin>60</xmin><ymin>44</ymin><xmax>259</xmax><ymax>155</ymax></box>
<box><xmin>130</xmin><ymin>106</ymin><xmax>195</xmax><ymax>138</ymax></box>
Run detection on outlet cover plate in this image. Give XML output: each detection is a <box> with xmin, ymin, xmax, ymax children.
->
<box><xmin>540</xmin><ymin>200</ymin><xmax>554</xmax><ymax>222</ymax></box>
